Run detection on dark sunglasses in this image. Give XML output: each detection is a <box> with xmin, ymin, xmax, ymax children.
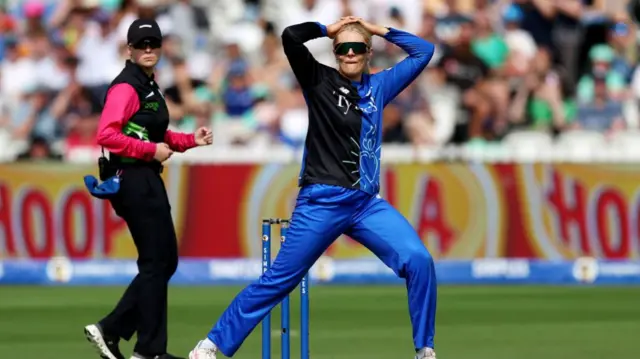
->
<box><xmin>334</xmin><ymin>42</ymin><xmax>368</xmax><ymax>55</ymax></box>
<box><xmin>132</xmin><ymin>38</ymin><xmax>162</xmax><ymax>50</ymax></box>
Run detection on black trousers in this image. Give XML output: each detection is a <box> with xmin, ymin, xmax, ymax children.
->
<box><xmin>99</xmin><ymin>166</ymin><xmax>178</xmax><ymax>356</ymax></box>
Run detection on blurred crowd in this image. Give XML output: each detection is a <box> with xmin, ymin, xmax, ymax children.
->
<box><xmin>0</xmin><ymin>0</ymin><xmax>637</xmax><ymax>161</ymax></box>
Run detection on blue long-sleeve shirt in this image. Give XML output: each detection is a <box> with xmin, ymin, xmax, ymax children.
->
<box><xmin>281</xmin><ymin>22</ymin><xmax>434</xmax><ymax>194</ymax></box>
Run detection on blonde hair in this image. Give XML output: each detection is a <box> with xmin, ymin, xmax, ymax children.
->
<box><xmin>333</xmin><ymin>23</ymin><xmax>373</xmax><ymax>48</ymax></box>
<box><xmin>333</xmin><ymin>23</ymin><xmax>373</xmax><ymax>74</ymax></box>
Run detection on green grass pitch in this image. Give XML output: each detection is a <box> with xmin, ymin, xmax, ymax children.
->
<box><xmin>0</xmin><ymin>285</ymin><xmax>638</xmax><ymax>359</ymax></box>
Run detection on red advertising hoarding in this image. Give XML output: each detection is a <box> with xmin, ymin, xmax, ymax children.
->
<box><xmin>0</xmin><ymin>162</ymin><xmax>638</xmax><ymax>260</ymax></box>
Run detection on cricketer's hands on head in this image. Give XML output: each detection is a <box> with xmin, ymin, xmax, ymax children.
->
<box><xmin>326</xmin><ymin>16</ymin><xmax>359</xmax><ymax>38</ymax></box>
<box><xmin>195</xmin><ymin>127</ymin><xmax>213</xmax><ymax>146</ymax></box>
<box><xmin>353</xmin><ymin>18</ymin><xmax>389</xmax><ymax>37</ymax></box>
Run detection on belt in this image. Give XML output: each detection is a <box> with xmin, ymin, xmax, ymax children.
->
<box><xmin>116</xmin><ymin>161</ymin><xmax>164</xmax><ymax>174</ymax></box>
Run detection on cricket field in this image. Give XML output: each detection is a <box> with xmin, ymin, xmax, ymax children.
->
<box><xmin>0</xmin><ymin>285</ymin><xmax>637</xmax><ymax>359</ymax></box>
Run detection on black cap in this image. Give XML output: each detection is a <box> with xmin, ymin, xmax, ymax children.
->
<box><xmin>127</xmin><ymin>18</ymin><xmax>162</xmax><ymax>45</ymax></box>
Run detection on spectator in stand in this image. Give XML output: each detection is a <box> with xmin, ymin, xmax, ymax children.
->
<box><xmin>417</xmin><ymin>12</ymin><xmax>442</xmax><ymax>66</ymax></box>
<box><xmin>23</xmin><ymin>0</ymin><xmax>47</xmax><ymax>38</ymax></box>
<box><xmin>385</xmin><ymin>80</ymin><xmax>438</xmax><ymax>145</ymax></box>
<box><xmin>55</xmin><ymin>81</ymin><xmax>103</xmax><ymax>156</ymax></box>
<box><xmin>15</xmin><ymin>134</ymin><xmax>63</xmax><ymax>161</ymax></box>
<box><xmin>75</xmin><ymin>9</ymin><xmax>121</xmax><ymax>97</ymax></box>
<box><xmin>212</xmin><ymin>59</ymin><xmax>268</xmax><ymax>146</ymax></box>
<box><xmin>552</xmin><ymin>0</ymin><xmax>584</xmax><ymax>84</ymax></box>
<box><xmin>161</xmin><ymin>54</ymin><xmax>206</xmax><ymax>128</ymax></box>
<box><xmin>434</xmin><ymin>19</ymin><xmax>492</xmax><ymax>144</ymax></box>
<box><xmin>0</xmin><ymin>36</ymin><xmax>36</xmax><ymax>113</ymax></box>
<box><xmin>251</xmin><ymin>22</ymin><xmax>291</xmax><ymax>109</ymax></box>
<box><xmin>472</xmin><ymin>12</ymin><xmax>509</xmax><ymax>71</ymax></box>
<box><xmin>511</xmin><ymin>0</ymin><xmax>555</xmax><ymax>49</ymax></box>
<box><xmin>373</xmin><ymin>6</ymin><xmax>408</xmax><ymax>69</ymax></box>
<box><xmin>607</xmin><ymin>21</ymin><xmax>636</xmax><ymax>84</ymax></box>
<box><xmin>501</xmin><ymin>4</ymin><xmax>537</xmax><ymax>68</ymax></box>
<box><xmin>471</xmin><ymin>12</ymin><xmax>512</xmax><ymax>136</ymax></box>
<box><xmin>12</xmin><ymin>84</ymin><xmax>58</xmax><ymax>142</ymax></box>
<box><xmin>508</xmin><ymin>47</ymin><xmax>576</xmax><ymax>133</ymax></box>
<box><xmin>276</xmin><ymin>82</ymin><xmax>308</xmax><ymax>148</ymax></box>
<box><xmin>276</xmin><ymin>0</ymin><xmax>344</xmax><ymax>66</ymax></box>
<box><xmin>574</xmin><ymin>72</ymin><xmax>626</xmax><ymax>136</ymax></box>
<box><xmin>221</xmin><ymin>61</ymin><xmax>256</xmax><ymax>119</ymax></box>
<box><xmin>28</xmin><ymin>31</ymin><xmax>70</xmax><ymax>91</ymax></box>
<box><xmin>434</xmin><ymin>0</ymin><xmax>471</xmax><ymax>45</ymax></box>
<box><xmin>576</xmin><ymin>44</ymin><xmax>626</xmax><ymax>104</ymax></box>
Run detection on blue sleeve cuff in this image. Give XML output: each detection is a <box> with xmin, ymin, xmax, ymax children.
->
<box><xmin>316</xmin><ymin>22</ymin><xmax>328</xmax><ymax>37</ymax></box>
<box><xmin>383</xmin><ymin>27</ymin><xmax>398</xmax><ymax>39</ymax></box>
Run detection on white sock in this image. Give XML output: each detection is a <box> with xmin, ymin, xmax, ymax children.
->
<box><xmin>199</xmin><ymin>338</ymin><xmax>217</xmax><ymax>350</ymax></box>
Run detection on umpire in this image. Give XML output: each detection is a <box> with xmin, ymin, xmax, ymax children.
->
<box><xmin>84</xmin><ymin>18</ymin><xmax>213</xmax><ymax>359</ymax></box>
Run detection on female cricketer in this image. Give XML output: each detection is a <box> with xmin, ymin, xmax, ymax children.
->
<box><xmin>189</xmin><ymin>17</ymin><xmax>437</xmax><ymax>359</ymax></box>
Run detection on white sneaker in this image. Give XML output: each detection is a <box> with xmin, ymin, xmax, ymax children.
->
<box><xmin>83</xmin><ymin>324</ymin><xmax>125</xmax><ymax>359</ymax></box>
<box><xmin>415</xmin><ymin>347</ymin><xmax>436</xmax><ymax>359</ymax></box>
<box><xmin>188</xmin><ymin>340</ymin><xmax>217</xmax><ymax>359</ymax></box>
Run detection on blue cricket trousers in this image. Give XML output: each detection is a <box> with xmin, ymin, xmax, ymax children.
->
<box><xmin>208</xmin><ymin>184</ymin><xmax>437</xmax><ymax>356</ymax></box>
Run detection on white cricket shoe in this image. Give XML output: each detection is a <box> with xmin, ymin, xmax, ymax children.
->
<box><xmin>188</xmin><ymin>340</ymin><xmax>217</xmax><ymax>359</ymax></box>
<box><xmin>415</xmin><ymin>347</ymin><xmax>436</xmax><ymax>359</ymax></box>
<box><xmin>84</xmin><ymin>323</ymin><xmax>125</xmax><ymax>359</ymax></box>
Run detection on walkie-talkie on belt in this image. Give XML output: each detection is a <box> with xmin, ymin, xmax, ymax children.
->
<box><xmin>98</xmin><ymin>147</ymin><xmax>114</xmax><ymax>181</ymax></box>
